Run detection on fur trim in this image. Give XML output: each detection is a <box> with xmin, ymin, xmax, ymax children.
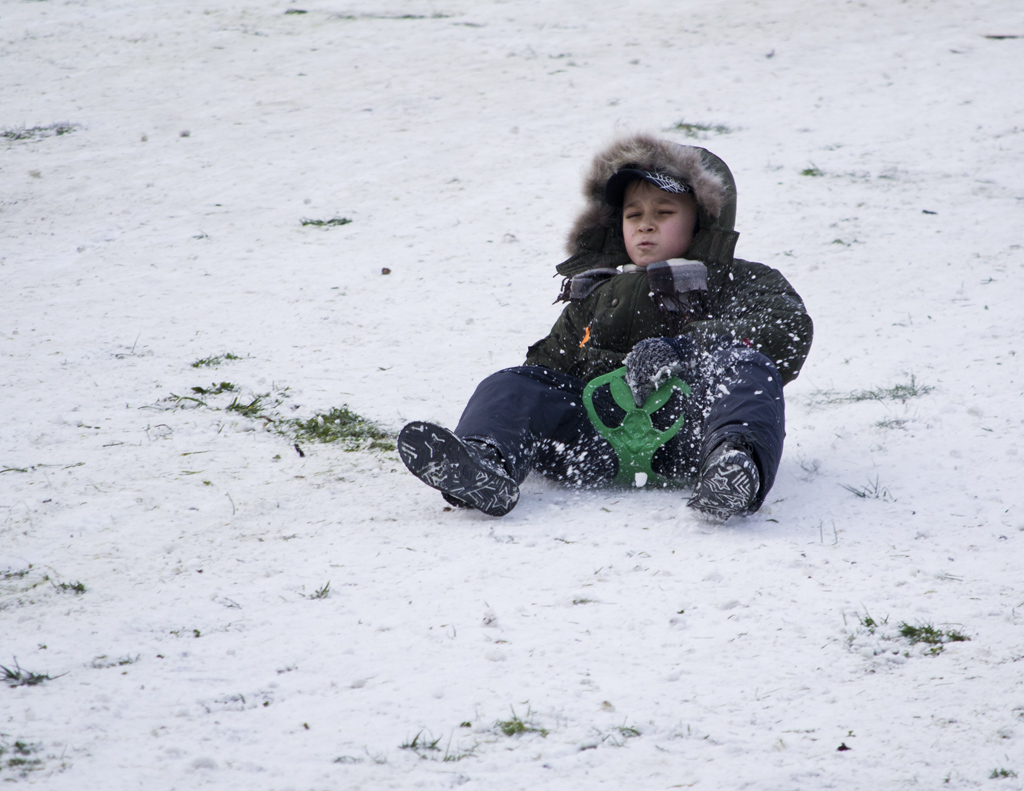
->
<box><xmin>566</xmin><ymin>133</ymin><xmax>732</xmax><ymax>256</ymax></box>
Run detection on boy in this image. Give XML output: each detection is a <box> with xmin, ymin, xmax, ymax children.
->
<box><xmin>398</xmin><ymin>133</ymin><xmax>813</xmax><ymax>520</ymax></box>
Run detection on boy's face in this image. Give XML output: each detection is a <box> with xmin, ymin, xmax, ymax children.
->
<box><xmin>621</xmin><ymin>180</ymin><xmax>698</xmax><ymax>267</ymax></box>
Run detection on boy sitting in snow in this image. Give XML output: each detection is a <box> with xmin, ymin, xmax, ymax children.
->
<box><xmin>398</xmin><ymin>133</ymin><xmax>813</xmax><ymax>520</ymax></box>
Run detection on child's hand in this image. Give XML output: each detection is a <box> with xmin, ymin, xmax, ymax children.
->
<box><xmin>624</xmin><ymin>336</ymin><xmax>699</xmax><ymax>407</ymax></box>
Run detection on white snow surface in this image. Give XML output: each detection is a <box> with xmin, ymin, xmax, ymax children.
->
<box><xmin>2</xmin><ymin>0</ymin><xmax>1023</xmax><ymax>788</ymax></box>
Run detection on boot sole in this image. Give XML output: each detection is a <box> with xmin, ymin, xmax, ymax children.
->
<box><xmin>687</xmin><ymin>449</ymin><xmax>759</xmax><ymax>521</ymax></box>
<box><xmin>398</xmin><ymin>421</ymin><xmax>520</xmax><ymax>517</ymax></box>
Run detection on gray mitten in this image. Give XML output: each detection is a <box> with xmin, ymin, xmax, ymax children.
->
<box><xmin>624</xmin><ymin>336</ymin><xmax>699</xmax><ymax>407</ymax></box>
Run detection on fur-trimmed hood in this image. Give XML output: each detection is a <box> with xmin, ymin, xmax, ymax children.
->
<box><xmin>557</xmin><ymin>133</ymin><xmax>740</xmax><ymax>277</ymax></box>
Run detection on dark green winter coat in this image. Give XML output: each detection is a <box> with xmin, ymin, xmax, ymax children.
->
<box><xmin>524</xmin><ymin>134</ymin><xmax>813</xmax><ymax>384</ymax></box>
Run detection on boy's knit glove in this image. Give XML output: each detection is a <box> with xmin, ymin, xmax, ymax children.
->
<box><xmin>624</xmin><ymin>336</ymin><xmax>699</xmax><ymax>407</ymax></box>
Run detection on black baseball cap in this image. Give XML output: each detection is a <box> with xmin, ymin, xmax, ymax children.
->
<box><xmin>604</xmin><ymin>168</ymin><xmax>691</xmax><ymax>207</ymax></box>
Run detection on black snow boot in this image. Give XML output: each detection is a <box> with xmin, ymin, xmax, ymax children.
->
<box><xmin>686</xmin><ymin>441</ymin><xmax>760</xmax><ymax>522</ymax></box>
<box><xmin>398</xmin><ymin>421</ymin><xmax>520</xmax><ymax>517</ymax></box>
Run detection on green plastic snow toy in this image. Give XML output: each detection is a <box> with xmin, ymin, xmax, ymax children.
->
<box><xmin>582</xmin><ymin>366</ymin><xmax>690</xmax><ymax>488</ymax></box>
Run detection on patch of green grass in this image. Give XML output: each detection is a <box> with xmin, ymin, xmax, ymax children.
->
<box><xmin>54</xmin><ymin>581</ymin><xmax>86</xmax><ymax>595</ymax></box>
<box><xmin>852</xmin><ymin>375</ymin><xmax>933</xmax><ymax>403</ymax></box>
<box><xmin>840</xmin><ymin>476</ymin><xmax>894</xmax><ymax>502</ymax></box>
<box><xmin>857</xmin><ymin>610</ymin><xmax>888</xmax><ymax>633</ymax></box>
<box><xmin>898</xmin><ymin>622</ymin><xmax>969</xmax><ymax>655</ymax></box>
<box><xmin>335</xmin><ymin>12</ymin><xmax>451</xmax><ymax>20</ymax></box>
<box><xmin>0</xmin><ymin>569</ymin><xmax>53</xmax><ymax>602</ymax></box>
<box><xmin>875</xmin><ymin>418</ymin><xmax>908</xmax><ymax>430</ymax></box>
<box><xmin>801</xmin><ymin>164</ymin><xmax>824</xmax><ymax>177</ymax></box>
<box><xmin>602</xmin><ymin>723</ymin><xmax>641</xmax><ymax>747</ymax></box>
<box><xmin>163</xmin><ymin>362</ymin><xmax>395</xmax><ymax>455</ymax></box>
<box><xmin>1</xmin><ymin>659</ymin><xmax>60</xmax><ymax>687</ymax></box>
<box><xmin>300</xmin><ymin>217</ymin><xmax>352</xmax><ymax>228</ymax></box>
<box><xmin>810</xmin><ymin>375</ymin><xmax>933</xmax><ymax>407</ymax></box>
<box><xmin>990</xmin><ymin>768</ymin><xmax>1018</xmax><ymax>779</ymax></box>
<box><xmin>668</xmin><ymin>120</ymin><xmax>733</xmax><ymax>138</ymax></box>
<box><xmin>397</xmin><ymin>729</ymin><xmax>442</xmax><ymax>758</ymax></box>
<box><xmin>2</xmin><ymin>122</ymin><xmax>79</xmax><ymax>141</ymax></box>
<box><xmin>91</xmin><ymin>654</ymin><xmax>140</xmax><ymax>669</ymax></box>
<box><xmin>0</xmin><ymin>738</ymin><xmax>44</xmax><ymax>776</ymax></box>
<box><xmin>191</xmin><ymin>382</ymin><xmax>237</xmax><ymax>396</ymax></box>
<box><xmin>169</xmin><ymin>383</ymin><xmax>285</xmax><ymax>424</ymax></box>
<box><xmin>289</xmin><ymin>407</ymin><xmax>395</xmax><ymax>451</ymax></box>
<box><xmin>306</xmin><ymin>581</ymin><xmax>330</xmax><ymax>600</ymax></box>
<box><xmin>581</xmin><ymin>722</ymin><xmax>642</xmax><ymax>751</ymax></box>
<box><xmin>572</xmin><ymin>598</ymin><xmax>595</xmax><ymax>605</ymax></box>
<box><xmin>191</xmin><ymin>353</ymin><xmax>241</xmax><ymax>368</ymax></box>
<box><xmin>496</xmin><ymin>707</ymin><xmax>548</xmax><ymax>738</ymax></box>
<box><xmin>226</xmin><ymin>395</ymin><xmax>268</xmax><ymax>418</ymax></box>
<box><xmin>166</xmin><ymin>392</ymin><xmax>207</xmax><ymax>408</ymax></box>
<box><xmin>400</xmin><ymin>730</ymin><xmax>441</xmax><ymax>753</ymax></box>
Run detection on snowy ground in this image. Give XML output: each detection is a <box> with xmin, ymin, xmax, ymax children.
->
<box><xmin>2</xmin><ymin>0</ymin><xmax>1023</xmax><ymax>788</ymax></box>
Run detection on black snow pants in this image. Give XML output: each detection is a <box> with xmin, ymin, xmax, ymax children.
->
<box><xmin>454</xmin><ymin>346</ymin><xmax>786</xmax><ymax>510</ymax></box>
